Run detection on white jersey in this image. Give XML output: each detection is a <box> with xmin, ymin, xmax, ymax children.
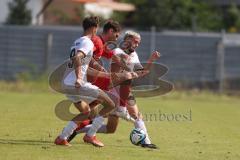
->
<box><xmin>64</xmin><ymin>36</ymin><xmax>94</xmax><ymax>86</ymax></box>
<box><xmin>113</xmin><ymin>48</ymin><xmax>143</xmax><ymax>71</ymax></box>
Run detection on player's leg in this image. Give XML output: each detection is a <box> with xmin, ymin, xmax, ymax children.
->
<box><xmin>55</xmin><ymin>83</ymin><xmax>115</xmax><ymax>147</ymax></box>
<box><xmin>119</xmin><ymin>80</ymin><xmax>131</xmax><ymax>108</ymax></box>
<box><xmin>68</xmin><ymin>88</ymin><xmax>120</xmax><ymax>143</ymax></box>
<box><xmin>73</xmin><ymin>114</ymin><xmax>119</xmax><ymax>135</ymax></box>
<box><xmin>106</xmin><ymin>115</ymin><xmax>119</xmax><ymax>133</ymax></box>
<box><xmin>54</xmin><ymin>99</ymin><xmax>92</xmax><ymax>146</ymax></box>
<box><xmin>74</xmin><ymin>101</ymin><xmax>90</xmax><ymax>113</ymax></box>
<box><xmin>82</xmin><ymin>89</ymin><xmax>116</xmax><ymax>147</ymax></box>
<box><xmin>67</xmin><ymin>101</ymin><xmax>93</xmax><ymax>142</ymax></box>
<box><xmin>81</xmin><ymin>88</ymin><xmax>120</xmax><ymax>134</ymax></box>
<box><xmin>68</xmin><ymin>114</ymin><xmax>119</xmax><ymax>144</ymax></box>
<box><xmin>112</xmin><ymin>82</ymin><xmax>135</xmax><ymax>122</ymax></box>
<box><xmin>126</xmin><ymin>94</ymin><xmax>158</xmax><ymax>149</ymax></box>
<box><xmin>74</xmin><ymin>101</ymin><xmax>93</xmax><ymax>133</ymax></box>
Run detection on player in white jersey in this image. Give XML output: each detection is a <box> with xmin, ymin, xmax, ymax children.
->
<box><xmin>55</xmin><ymin>16</ymin><xmax>117</xmax><ymax>147</ymax></box>
<box><xmin>69</xmin><ymin>31</ymin><xmax>160</xmax><ymax>149</ymax></box>
<box><xmin>107</xmin><ymin>31</ymin><xmax>160</xmax><ymax>149</ymax></box>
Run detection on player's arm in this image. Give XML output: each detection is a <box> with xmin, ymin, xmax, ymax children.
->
<box><xmin>112</xmin><ymin>53</ymin><xmax>131</xmax><ymax>71</ymax></box>
<box><xmin>144</xmin><ymin>51</ymin><xmax>161</xmax><ymax>71</ymax></box>
<box><xmin>72</xmin><ymin>51</ymin><xmax>85</xmax><ymax>88</ymax></box>
<box><xmin>87</xmin><ymin>67</ymin><xmax>110</xmax><ymax>78</ymax></box>
<box><xmin>89</xmin><ymin>58</ymin><xmax>106</xmax><ymax>72</ymax></box>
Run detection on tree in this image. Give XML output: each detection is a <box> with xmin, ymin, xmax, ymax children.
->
<box><xmin>191</xmin><ymin>2</ymin><xmax>223</xmax><ymax>31</ymax></box>
<box><xmin>113</xmin><ymin>0</ymin><xmax>223</xmax><ymax>31</ymax></box>
<box><xmin>6</xmin><ymin>0</ymin><xmax>32</xmax><ymax>25</ymax></box>
<box><xmin>226</xmin><ymin>3</ymin><xmax>240</xmax><ymax>32</ymax></box>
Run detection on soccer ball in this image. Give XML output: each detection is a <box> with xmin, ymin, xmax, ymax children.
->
<box><xmin>129</xmin><ymin>128</ymin><xmax>146</xmax><ymax>145</ymax></box>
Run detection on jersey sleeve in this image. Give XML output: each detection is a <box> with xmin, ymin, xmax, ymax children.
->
<box><xmin>74</xmin><ymin>38</ymin><xmax>93</xmax><ymax>57</ymax></box>
<box><xmin>102</xmin><ymin>50</ymin><xmax>114</xmax><ymax>59</ymax></box>
<box><xmin>132</xmin><ymin>52</ymin><xmax>144</xmax><ymax>70</ymax></box>
<box><xmin>91</xmin><ymin>36</ymin><xmax>103</xmax><ymax>59</ymax></box>
<box><xmin>112</xmin><ymin>48</ymin><xmax>125</xmax><ymax>56</ymax></box>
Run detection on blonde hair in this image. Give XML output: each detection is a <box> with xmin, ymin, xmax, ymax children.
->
<box><xmin>124</xmin><ymin>30</ymin><xmax>141</xmax><ymax>40</ymax></box>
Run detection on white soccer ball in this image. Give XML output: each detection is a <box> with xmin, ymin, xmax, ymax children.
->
<box><xmin>130</xmin><ymin>128</ymin><xmax>146</xmax><ymax>145</ymax></box>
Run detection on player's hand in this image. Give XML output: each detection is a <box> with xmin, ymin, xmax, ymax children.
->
<box><xmin>75</xmin><ymin>78</ymin><xmax>83</xmax><ymax>88</ymax></box>
<box><xmin>115</xmin><ymin>71</ymin><xmax>135</xmax><ymax>81</ymax></box>
<box><xmin>134</xmin><ymin>70</ymin><xmax>149</xmax><ymax>78</ymax></box>
<box><xmin>151</xmin><ymin>51</ymin><xmax>161</xmax><ymax>61</ymax></box>
<box><xmin>126</xmin><ymin>70</ymin><xmax>149</xmax><ymax>79</ymax></box>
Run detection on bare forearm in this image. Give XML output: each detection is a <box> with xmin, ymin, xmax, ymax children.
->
<box><xmin>75</xmin><ymin>66</ymin><xmax>82</xmax><ymax>79</ymax></box>
<box><xmin>72</xmin><ymin>51</ymin><xmax>85</xmax><ymax>87</ymax></box>
<box><xmin>73</xmin><ymin>56</ymin><xmax>83</xmax><ymax>80</ymax></box>
<box><xmin>144</xmin><ymin>51</ymin><xmax>161</xmax><ymax>70</ymax></box>
<box><xmin>145</xmin><ymin>57</ymin><xmax>154</xmax><ymax>71</ymax></box>
<box><xmin>87</xmin><ymin>67</ymin><xmax>110</xmax><ymax>78</ymax></box>
<box><xmin>112</xmin><ymin>54</ymin><xmax>130</xmax><ymax>71</ymax></box>
<box><xmin>90</xmin><ymin>58</ymin><xmax>105</xmax><ymax>71</ymax></box>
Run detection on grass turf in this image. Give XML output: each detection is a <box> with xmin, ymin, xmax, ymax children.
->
<box><xmin>0</xmin><ymin>90</ymin><xmax>240</xmax><ymax>160</ymax></box>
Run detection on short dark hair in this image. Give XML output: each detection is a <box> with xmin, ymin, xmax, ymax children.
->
<box><xmin>82</xmin><ymin>16</ymin><xmax>100</xmax><ymax>31</ymax></box>
<box><xmin>103</xmin><ymin>20</ymin><xmax>121</xmax><ymax>33</ymax></box>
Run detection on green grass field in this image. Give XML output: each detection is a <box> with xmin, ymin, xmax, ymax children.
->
<box><xmin>0</xmin><ymin>88</ymin><xmax>240</xmax><ymax>160</ymax></box>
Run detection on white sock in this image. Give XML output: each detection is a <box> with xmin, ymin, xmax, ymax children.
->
<box><xmin>86</xmin><ymin>116</ymin><xmax>104</xmax><ymax>137</ymax></box>
<box><xmin>134</xmin><ymin>119</ymin><xmax>151</xmax><ymax>144</ymax></box>
<box><xmin>118</xmin><ymin>106</ymin><xmax>127</xmax><ymax>112</ymax></box>
<box><xmin>59</xmin><ymin>121</ymin><xmax>78</xmax><ymax>140</ymax></box>
<box><xmin>77</xmin><ymin>124</ymin><xmax>107</xmax><ymax>133</ymax></box>
<box><xmin>97</xmin><ymin>124</ymin><xmax>107</xmax><ymax>133</ymax></box>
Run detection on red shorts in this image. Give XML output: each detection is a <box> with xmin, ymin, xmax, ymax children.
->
<box><xmin>93</xmin><ymin>77</ymin><xmax>110</xmax><ymax>91</ymax></box>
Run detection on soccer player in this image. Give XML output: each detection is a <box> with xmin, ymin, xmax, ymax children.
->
<box><xmin>106</xmin><ymin>31</ymin><xmax>160</xmax><ymax>149</ymax></box>
<box><xmin>54</xmin><ymin>18</ymin><xmax>143</xmax><ymax>147</ymax></box>
<box><xmin>54</xmin><ymin>16</ymin><xmax>117</xmax><ymax>147</ymax></box>
<box><xmin>69</xmin><ymin>30</ymin><xmax>160</xmax><ymax>149</ymax></box>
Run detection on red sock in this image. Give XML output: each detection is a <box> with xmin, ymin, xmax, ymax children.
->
<box><xmin>76</xmin><ymin>119</ymin><xmax>91</xmax><ymax>131</ymax></box>
<box><xmin>76</xmin><ymin>111</ymin><xmax>91</xmax><ymax>131</ymax></box>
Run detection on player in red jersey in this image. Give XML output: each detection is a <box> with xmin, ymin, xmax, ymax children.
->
<box><xmin>68</xmin><ymin>25</ymin><xmax>160</xmax><ymax>149</ymax></box>
<box><xmin>54</xmin><ymin>18</ymin><xmax>144</xmax><ymax>147</ymax></box>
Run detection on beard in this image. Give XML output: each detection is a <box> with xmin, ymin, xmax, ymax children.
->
<box><xmin>124</xmin><ymin>47</ymin><xmax>134</xmax><ymax>55</ymax></box>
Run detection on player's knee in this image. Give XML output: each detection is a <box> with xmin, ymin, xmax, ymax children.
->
<box><xmin>104</xmin><ymin>97</ymin><xmax>116</xmax><ymax>109</ymax></box>
<box><xmin>74</xmin><ymin>101</ymin><xmax>90</xmax><ymax>113</ymax></box>
<box><xmin>98</xmin><ymin>90</ymin><xmax>115</xmax><ymax>107</ymax></box>
<box><xmin>127</xmin><ymin>95</ymin><xmax>136</xmax><ymax>106</ymax></box>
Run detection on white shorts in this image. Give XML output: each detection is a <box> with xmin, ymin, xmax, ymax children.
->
<box><xmin>65</xmin><ymin>82</ymin><xmax>100</xmax><ymax>104</ymax></box>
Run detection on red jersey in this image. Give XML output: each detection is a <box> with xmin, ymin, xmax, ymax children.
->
<box><xmin>90</xmin><ymin>35</ymin><xmax>113</xmax><ymax>91</ymax></box>
<box><xmin>92</xmin><ymin>35</ymin><xmax>114</xmax><ymax>59</ymax></box>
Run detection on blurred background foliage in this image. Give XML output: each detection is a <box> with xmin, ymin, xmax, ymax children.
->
<box><xmin>5</xmin><ymin>0</ymin><xmax>240</xmax><ymax>32</ymax></box>
<box><xmin>112</xmin><ymin>0</ymin><xmax>240</xmax><ymax>32</ymax></box>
